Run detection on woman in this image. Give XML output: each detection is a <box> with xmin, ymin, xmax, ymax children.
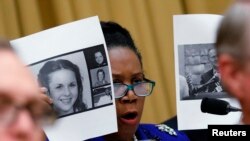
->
<box><xmin>38</xmin><ymin>59</ymin><xmax>86</xmax><ymax>117</ymax></box>
<box><xmin>94</xmin><ymin>68</ymin><xmax>109</xmax><ymax>87</ymax></box>
<box><xmin>94</xmin><ymin>51</ymin><xmax>106</xmax><ymax>66</ymax></box>
<box><xmin>88</xmin><ymin>22</ymin><xmax>189</xmax><ymax>140</ymax></box>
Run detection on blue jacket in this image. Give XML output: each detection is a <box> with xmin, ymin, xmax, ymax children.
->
<box><xmin>87</xmin><ymin>124</ymin><xmax>190</xmax><ymax>141</ymax></box>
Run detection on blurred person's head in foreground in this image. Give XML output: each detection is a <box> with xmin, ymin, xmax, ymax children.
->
<box><xmin>0</xmin><ymin>38</ymin><xmax>56</xmax><ymax>141</ymax></box>
<box><xmin>216</xmin><ymin>0</ymin><xmax>250</xmax><ymax>124</ymax></box>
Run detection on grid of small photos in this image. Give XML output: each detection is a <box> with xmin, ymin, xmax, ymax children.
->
<box><xmin>83</xmin><ymin>44</ymin><xmax>113</xmax><ymax>108</ymax></box>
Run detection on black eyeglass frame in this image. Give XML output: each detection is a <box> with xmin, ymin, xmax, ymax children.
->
<box><xmin>113</xmin><ymin>78</ymin><xmax>156</xmax><ymax>99</ymax></box>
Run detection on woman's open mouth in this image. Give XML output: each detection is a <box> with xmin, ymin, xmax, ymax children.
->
<box><xmin>120</xmin><ymin>112</ymin><xmax>138</xmax><ymax>125</ymax></box>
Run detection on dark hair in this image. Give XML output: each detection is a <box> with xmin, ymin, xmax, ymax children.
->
<box><xmin>105</xmin><ymin>87</ymin><xmax>112</xmax><ymax>100</ymax></box>
<box><xmin>96</xmin><ymin>69</ymin><xmax>105</xmax><ymax>81</ymax></box>
<box><xmin>38</xmin><ymin>59</ymin><xmax>86</xmax><ymax>112</ymax></box>
<box><xmin>101</xmin><ymin>21</ymin><xmax>143</xmax><ymax>67</ymax></box>
<box><xmin>95</xmin><ymin>51</ymin><xmax>103</xmax><ymax>56</ymax></box>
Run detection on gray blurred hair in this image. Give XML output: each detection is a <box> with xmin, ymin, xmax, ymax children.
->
<box><xmin>216</xmin><ymin>0</ymin><xmax>250</xmax><ymax>59</ymax></box>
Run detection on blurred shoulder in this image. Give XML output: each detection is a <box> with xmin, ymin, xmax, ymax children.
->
<box><xmin>136</xmin><ymin>124</ymin><xmax>190</xmax><ymax>141</ymax></box>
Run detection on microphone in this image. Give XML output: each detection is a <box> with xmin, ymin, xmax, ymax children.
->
<box><xmin>201</xmin><ymin>97</ymin><xmax>241</xmax><ymax>115</ymax></box>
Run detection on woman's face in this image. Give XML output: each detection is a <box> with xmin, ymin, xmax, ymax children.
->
<box><xmin>95</xmin><ymin>52</ymin><xmax>104</xmax><ymax>65</ymax></box>
<box><xmin>48</xmin><ymin>69</ymin><xmax>78</xmax><ymax>116</ymax></box>
<box><xmin>109</xmin><ymin>47</ymin><xmax>145</xmax><ymax>139</ymax></box>
<box><xmin>97</xmin><ymin>71</ymin><xmax>104</xmax><ymax>81</ymax></box>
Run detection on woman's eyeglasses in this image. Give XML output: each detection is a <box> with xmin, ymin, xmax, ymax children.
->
<box><xmin>113</xmin><ymin>78</ymin><xmax>155</xmax><ymax>99</ymax></box>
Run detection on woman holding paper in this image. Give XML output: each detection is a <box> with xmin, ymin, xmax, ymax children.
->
<box><xmin>87</xmin><ymin>22</ymin><xmax>189</xmax><ymax>141</ymax></box>
<box><xmin>38</xmin><ymin>59</ymin><xmax>86</xmax><ymax>117</ymax></box>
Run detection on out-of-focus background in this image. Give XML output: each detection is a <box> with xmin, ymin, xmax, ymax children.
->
<box><xmin>0</xmin><ymin>0</ymin><xmax>233</xmax><ymax>123</ymax></box>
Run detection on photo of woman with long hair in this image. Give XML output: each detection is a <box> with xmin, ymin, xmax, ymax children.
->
<box><xmin>38</xmin><ymin>59</ymin><xmax>86</xmax><ymax>117</ymax></box>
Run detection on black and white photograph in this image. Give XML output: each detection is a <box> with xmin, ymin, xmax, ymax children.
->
<box><xmin>93</xmin><ymin>86</ymin><xmax>112</xmax><ymax>107</ymax></box>
<box><xmin>84</xmin><ymin>44</ymin><xmax>108</xmax><ymax>69</ymax></box>
<box><xmin>90</xmin><ymin>66</ymin><xmax>111</xmax><ymax>88</ymax></box>
<box><xmin>30</xmin><ymin>50</ymin><xmax>92</xmax><ymax>118</ymax></box>
<box><xmin>178</xmin><ymin>43</ymin><xmax>228</xmax><ymax>100</ymax></box>
<box><xmin>11</xmin><ymin>17</ymin><xmax>117</xmax><ymax>141</ymax></box>
<box><xmin>174</xmin><ymin>14</ymin><xmax>241</xmax><ymax>131</ymax></box>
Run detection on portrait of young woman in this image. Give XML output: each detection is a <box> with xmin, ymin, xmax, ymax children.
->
<box><xmin>37</xmin><ymin>59</ymin><xmax>87</xmax><ymax>117</ymax></box>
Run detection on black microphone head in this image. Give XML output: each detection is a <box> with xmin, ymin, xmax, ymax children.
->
<box><xmin>201</xmin><ymin>97</ymin><xmax>229</xmax><ymax>115</ymax></box>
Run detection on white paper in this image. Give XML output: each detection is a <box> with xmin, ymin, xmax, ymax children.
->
<box><xmin>11</xmin><ymin>16</ymin><xmax>117</xmax><ymax>141</ymax></box>
<box><xmin>174</xmin><ymin>14</ymin><xmax>242</xmax><ymax>130</ymax></box>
